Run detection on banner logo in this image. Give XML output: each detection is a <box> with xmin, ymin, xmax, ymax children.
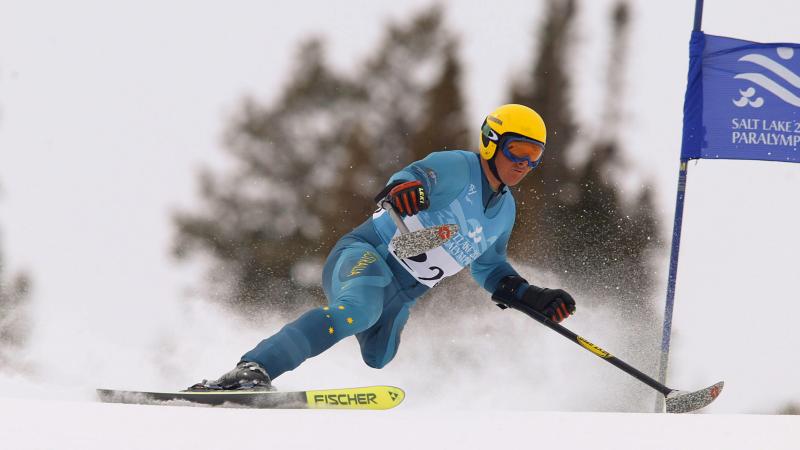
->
<box><xmin>733</xmin><ymin>47</ymin><xmax>800</xmax><ymax>109</ymax></box>
<box><xmin>733</xmin><ymin>87</ymin><xmax>764</xmax><ymax>108</ymax></box>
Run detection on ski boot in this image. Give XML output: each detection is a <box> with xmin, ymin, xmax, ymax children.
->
<box><xmin>185</xmin><ymin>361</ymin><xmax>274</xmax><ymax>392</ymax></box>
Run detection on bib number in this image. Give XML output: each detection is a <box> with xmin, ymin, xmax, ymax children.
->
<box><xmin>395</xmin><ymin>252</ymin><xmax>444</xmax><ymax>281</ymax></box>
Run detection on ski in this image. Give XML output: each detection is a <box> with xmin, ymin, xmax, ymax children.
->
<box><xmin>96</xmin><ymin>385</ymin><xmax>405</xmax><ymax>410</ymax></box>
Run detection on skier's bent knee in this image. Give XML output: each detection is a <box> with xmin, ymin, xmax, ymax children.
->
<box><xmin>362</xmin><ymin>355</ymin><xmax>390</xmax><ymax>369</ymax></box>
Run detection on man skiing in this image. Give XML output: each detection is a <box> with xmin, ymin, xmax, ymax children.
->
<box><xmin>189</xmin><ymin>103</ymin><xmax>577</xmax><ymax>391</ymax></box>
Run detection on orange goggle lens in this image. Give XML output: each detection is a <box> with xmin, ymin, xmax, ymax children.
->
<box><xmin>502</xmin><ymin>137</ymin><xmax>544</xmax><ymax>168</ymax></box>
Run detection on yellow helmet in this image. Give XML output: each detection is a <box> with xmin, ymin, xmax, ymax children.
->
<box><xmin>479</xmin><ymin>104</ymin><xmax>546</xmax><ymax>160</ymax></box>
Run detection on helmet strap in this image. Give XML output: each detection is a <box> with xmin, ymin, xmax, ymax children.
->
<box><xmin>487</xmin><ymin>151</ymin><xmax>506</xmax><ymax>192</ymax></box>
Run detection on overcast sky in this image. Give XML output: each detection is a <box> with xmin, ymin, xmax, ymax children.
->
<box><xmin>1</xmin><ymin>0</ymin><xmax>799</xmax><ymax>413</ymax></box>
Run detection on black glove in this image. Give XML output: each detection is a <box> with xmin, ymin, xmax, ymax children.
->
<box><xmin>374</xmin><ymin>180</ymin><xmax>429</xmax><ymax>217</ymax></box>
<box><xmin>522</xmin><ymin>285</ymin><xmax>576</xmax><ymax>323</ymax></box>
<box><xmin>491</xmin><ymin>275</ymin><xmax>576</xmax><ymax>323</ymax></box>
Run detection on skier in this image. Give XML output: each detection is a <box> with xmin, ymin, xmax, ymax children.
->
<box><xmin>189</xmin><ymin>103</ymin><xmax>577</xmax><ymax>391</ymax></box>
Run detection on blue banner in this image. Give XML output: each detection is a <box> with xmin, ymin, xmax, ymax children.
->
<box><xmin>681</xmin><ymin>32</ymin><xmax>800</xmax><ymax>162</ymax></box>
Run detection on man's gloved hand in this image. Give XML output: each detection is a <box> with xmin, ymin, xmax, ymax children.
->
<box><xmin>374</xmin><ymin>180</ymin><xmax>429</xmax><ymax>217</ymax></box>
<box><xmin>491</xmin><ymin>275</ymin><xmax>576</xmax><ymax>323</ymax></box>
<box><xmin>521</xmin><ymin>285</ymin><xmax>576</xmax><ymax>323</ymax></box>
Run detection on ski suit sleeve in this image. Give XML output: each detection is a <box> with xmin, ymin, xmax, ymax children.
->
<box><xmin>385</xmin><ymin>151</ymin><xmax>470</xmax><ymax>210</ymax></box>
<box><xmin>470</xmin><ymin>228</ymin><xmax>521</xmax><ymax>293</ymax></box>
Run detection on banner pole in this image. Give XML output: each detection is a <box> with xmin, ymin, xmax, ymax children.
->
<box><xmin>693</xmin><ymin>0</ymin><xmax>704</xmax><ymax>32</ymax></box>
<box><xmin>654</xmin><ymin>0</ymin><xmax>703</xmax><ymax>413</ymax></box>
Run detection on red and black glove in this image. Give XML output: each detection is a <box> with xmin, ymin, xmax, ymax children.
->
<box><xmin>374</xmin><ymin>180</ymin><xmax>429</xmax><ymax>217</ymax></box>
<box><xmin>491</xmin><ymin>275</ymin><xmax>576</xmax><ymax>323</ymax></box>
<box><xmin>522</xmin><ymin>286</ymin><xmax>576</xmax><ymax>323</ymax></box>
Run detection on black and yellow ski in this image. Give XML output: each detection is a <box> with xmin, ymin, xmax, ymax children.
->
<box><xmin>96</xmin><ymin>385</ymin><xmax>404</xmax><ymax>410</ymax></box>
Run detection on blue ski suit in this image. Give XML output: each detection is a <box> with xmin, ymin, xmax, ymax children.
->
<box><xmin>242</xmin><ymin>150</ymin><xmax>522</xmax><ymax>379</ymax></box>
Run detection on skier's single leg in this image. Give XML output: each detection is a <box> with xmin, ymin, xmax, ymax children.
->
<box><xmin>355</xmin><ymin>288</ymin><xmax>416</xmax><ymax>369</ymax></box>
<box><xmin>238</xmin><ymin>242</ymin><xmax>392</xmax><ymax>382</ymax></box>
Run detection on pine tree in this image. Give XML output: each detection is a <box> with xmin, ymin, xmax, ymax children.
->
<box><xmin>0</xmin><ymin>207</ymin><xmax>32</xmax><ymax>368</ymax></box>
<box><xmin>358</xmin><ymin>6</ymin><xmax>469</xmax><ymax>167</ymax></box>
<box><xmin>507</xmin><ymin>0</ymin><xmax>578</xmax><ymax>268</ymax></box>
<box><xmin>173</xmin><ymin>6</ymin><xmax>470</xmax><ymax>317</ymax></box>
<box><xmin>507</xmin><ymin>0</ymin><xmax>662</xmax><ymax>314</ymax></box>
<box><xmin>173</xmin><ymin>39</ymin><xmax>366</xmax><ymax>316</ymax></box>
<box><xmin>409</xmin><ymin>39</ymin><xmax>470</xmax><ymax>156</ymax></box>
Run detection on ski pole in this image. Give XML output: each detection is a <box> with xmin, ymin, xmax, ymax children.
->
<box><xmin>495</xmin><ymin>298</ymin><xmax>723</xmax><ymax>413</ymax></box>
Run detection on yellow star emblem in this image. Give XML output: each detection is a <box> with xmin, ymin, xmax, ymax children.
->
<box><xmin>338</xmin><ymin>305</ymin><xmax>345</xmax><ymax>310</ymax></box>
<box><xmin>328</xmin><ymin>327</ymin><xmax>334</xmax><ymax>335</ymax></box>
<box><xmin>346</xmin><ymin>317</ymin><xmax>353</xmax><ymax>325</ymax></box>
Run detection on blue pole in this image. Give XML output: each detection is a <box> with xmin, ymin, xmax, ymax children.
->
<box><xmin>654</xmin><ymin>0</ymin><xmax>703</xmax><ymax>413</ymax></box>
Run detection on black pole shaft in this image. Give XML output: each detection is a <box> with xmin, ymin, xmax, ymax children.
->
<box><xmin>512</xmin><ymin>303</ymin><xmax>674</xmax><ymax>397</ymax></box>
<box><xmin>693</xmin><ymin>0</ymin><xmax>704</xmax><ymax>31</ymax></box>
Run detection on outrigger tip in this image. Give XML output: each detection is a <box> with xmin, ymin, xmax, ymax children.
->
<box><xmin>664</xmin><ymin>381</ymin><xmax>724</xmax><ymax>414</ymax></box>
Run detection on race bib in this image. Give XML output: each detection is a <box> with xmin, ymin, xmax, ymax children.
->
<box><xmin>386</xmin><ymin>214</ymin><xmax>466</xmax><ymax>288</ymax></box>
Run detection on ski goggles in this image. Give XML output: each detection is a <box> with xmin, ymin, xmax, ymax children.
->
<box><xmin>500</xmin><ymin>136</ymin><xmax>545</xmax><ymax>169</ymax></box>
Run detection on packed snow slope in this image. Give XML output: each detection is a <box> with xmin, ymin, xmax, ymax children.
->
<box><xmin>1</xmin><ymin>395</ymin><xmax>798</xmax><ymax>450</ymax></box>
<box><xmin>0</xmin><ymin>290</ymin><xmax>798</xmax><ymax>450</ymax></box>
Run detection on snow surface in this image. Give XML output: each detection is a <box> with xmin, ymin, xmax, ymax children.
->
<box><xmin>0</xmin><ymin>292</ymin><xmax>797</xmax><ymax>449</ymax></box>
<box><xmin>1</xmin><ymin>395</ymin><xmax>798</xmax><ymax>450</ymax></box>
